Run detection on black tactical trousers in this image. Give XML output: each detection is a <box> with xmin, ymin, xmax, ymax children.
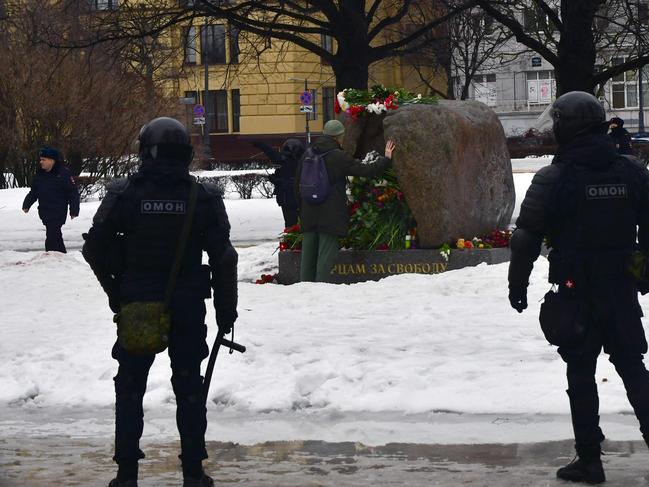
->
<box><xmin>44</xmin><ymin>222</ymin><xmax>66</xmax><ymax>253</ymax></box>
<box><xmin>558</xmin><ymin>290</ymin><xmax>649</xmax><ymax>457</ymax></box>
<box><xmin>112</xmin><ymin>299</ymin><xmax>210</xmax><ymax>468</ymax></box>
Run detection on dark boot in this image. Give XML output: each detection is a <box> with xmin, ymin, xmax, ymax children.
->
<box><xmin>182</xmin><ymin>473</ymin><xmax>214</xmax><ymax>487</ymax></box>
<box><xmin>556</xmin><ymin>456</ymin><xmax>605</xmax><ymax>484</ymax></box>
<box><xmin>108</xmin><ymin>479</ymin><xmax>138</xmax><ymax>487</ymax></box>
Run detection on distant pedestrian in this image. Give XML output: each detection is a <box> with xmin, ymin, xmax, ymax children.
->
<box><xmin>609</xmin><ymin>117</ymin><xmax>633</xmax><ymax>155</ymax></box>
<box><xmin>252</xmin><ymin>138</ymin><xmax>304</xmax><ymax>228</ymax></box>
<box><xmin>296</xmin><ymin>119</ymin><xmax>395</xmax><ymax>282</ymax></box>
<box><xmin>22</xmin><ymin>146</ymin><xmax>80</xmax><ymax>253</ymax></box>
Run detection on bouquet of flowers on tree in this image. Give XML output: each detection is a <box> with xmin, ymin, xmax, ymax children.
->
<box><xmin>335</xmin><ymin>84</ymin><xmax>438</xmax><ymax>121</ymax></box>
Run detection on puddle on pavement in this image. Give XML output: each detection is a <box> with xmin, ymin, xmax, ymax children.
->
<box><xmin>2</xmin><ymin>437</ymin><xmax>649</xmax><ymax>486</ymax></box>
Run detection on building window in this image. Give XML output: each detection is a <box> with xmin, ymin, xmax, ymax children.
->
<box><xmin>527</xmin><ymin>70</ymin><xmax>556</xmax><ymax>104</ymax></box>
<box><xmin>639</xmin><ymin>2</ymin><xmax>649</xmax><ymax>23</ymax></box>
<box><xmin>183</xmin><ymin>26</ymin><xmax>197</xmax><ymax>64</ymax></box>
<box><xmin>204</xmin><ymin>90</ymin><xmax>229</xmax><ymax>133</ymax></box>
<box><xmin>523</xmin><ymin>6</ymin><xmax>557</xmax><ymax>32</ymax></box>
<box><xmin>231</xmin><ymin>89</ymin><xmax>240</xmax><ymax>133</ymax></box>
<box><xmin>322</xmin><ymin>87</ymin><xmax>335</xmax><ymax>123</ymax></box>
<box><xmin>473</xmin><ymin>74</ymin><xmax>497</xmax><ymax>106</ymax></box>
<box><xmin>90</xmin><ymin>0</ymin><xmax>118</xmax><ymax>10</ymax></box>
<box><xmin>307</xmin><ymin>89</ymin><xmax>317</xmax><ymax>121</ymax></box>
<box><xmin>201</xmin><ymin>24</ymin><xmax>226</xmax><ymax>64</ymax></box>
<box><xmin>229</xmin><ymin>25</ymin><xmax>240</xmax><ymax>64</ymax></box>
<box><xmin>321</xmin><ymin>34</ymin><xmax>334</xmax><ymax>53</ymax></box>
<box><xmin>610</xmin><ymin>57</ymin><xmax>644</xmax><ymax>109</ymax></box>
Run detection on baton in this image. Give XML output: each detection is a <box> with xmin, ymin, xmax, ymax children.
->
<box><xmin>203</xmin><ymin>329</ymin><xmax>246</xmax><ymax>403</ymax></box>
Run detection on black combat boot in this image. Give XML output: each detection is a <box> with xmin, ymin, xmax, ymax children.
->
<box><xmin>556</xmin><ymin>453</ymin><xmax>605</xmax><ymax>484</ymax></box>
<box><xmin>108</xmin><ymin>479</ymin><xmax>138</xmax><ymax>487</ymax></box>
<box><xmin>182</xmin><ymin>473</ymin><xmax>214</xmax><ymax>487</ymax></box>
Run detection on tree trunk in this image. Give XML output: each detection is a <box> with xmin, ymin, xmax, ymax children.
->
<box><xmin>554</xmin><ymin>1</ymin><xmax>598</xmax><ymax>96</ymax></box>
<box><xmin>332</xmin><ymin>9</ymin><xmax>370</xmax><ymax>92</ymax></box>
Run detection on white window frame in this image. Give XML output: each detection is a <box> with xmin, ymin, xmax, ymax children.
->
<box><xmin>473</xmin><ymin>74</ymin><xmax>497</xmax><ymax>106</ymax></box>
<box><xmin>527</xmin><ymin>70</ymin><xmax>556</xmax><ymax>105</ymax></box>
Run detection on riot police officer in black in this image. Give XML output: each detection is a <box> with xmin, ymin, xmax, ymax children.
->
<box><xmin>83</xmin><ymin>117</ymin><xmax>238</xmax><ymax>487</ymax></box>
<box><xmin>509</xmin><ymin>91</ymin><xmax>649</xmax><ymax>484</ymax></box>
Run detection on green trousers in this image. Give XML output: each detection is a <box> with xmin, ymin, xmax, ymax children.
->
<box><xmin>300</xmin><ymin>232</ymin><xmax>339</xmax><ymax>282</ymax></box>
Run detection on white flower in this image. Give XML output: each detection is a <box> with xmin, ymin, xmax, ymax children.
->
<box><xmin>366</xmin><ymin>102</ymin><xmax>387</xmax><ymax>114</ymax></box>
<box><xmin>417</xmin><ymin>94</ymin><xmax>422</xmax><ymax>99</ymax></box>
<box><xmin>337</xmin><ymin>91</ymin><xmax>349</xmax><ymax>112</ymax></box>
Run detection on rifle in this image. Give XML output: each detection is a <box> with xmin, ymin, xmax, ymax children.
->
<box><xmin>203</xmin><ymin>328</ymin><xmax>246</xmax><ymax>403</ymax></box>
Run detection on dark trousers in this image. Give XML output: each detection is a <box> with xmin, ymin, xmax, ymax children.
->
<box><xmin>44</xmin><ymin>222</ymin><xmax>66</xmax><ymax>253</ymax></box>
<box><xmin>112</xmin><ymin>299</ymin><xmax>210</xmax><ymax>469</ymax></box>
<box><xmin>558</xmin><ymin>289</ymin><xmax>649</xmax><ymax>457</ymax></box>
<box><xmin>281</xmin><ymin>206</ymin><xmax>298</xmax><ymax>228</ymax></box>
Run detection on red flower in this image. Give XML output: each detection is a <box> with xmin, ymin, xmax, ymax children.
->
<box><xmin>377</xmin><ymin>243</ymin><xmax>389</xmax><ymax>251</ymax></box>
<box><xmin>279</xmin><ymin>242</ymin><xmax>288</xmax><ymax>251</ymax></box>
<box><xmin>348</xmin><ymin>202</ymin><xmax>361</xmax><ymax>215</ymax></box>
<box><xmin>384</xmin><ymin>94</ymin><xmax>398</xmax><ymax>110</ymax></box>
<box><xmin>349</xmin><ymin>105</ymin><xmax>364</xmax><ymax>120</ymax></box>
<box><xmin>334</xmin><ymin>98</ymin><xmax>341</xmax><ymax>114</ymax></box>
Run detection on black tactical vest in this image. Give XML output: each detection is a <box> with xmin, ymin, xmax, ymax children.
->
<box><xmin>120</xmin><ymin>176</ymin><xmax>203</xmax><ymax>275</ymax></box>
<box><xmin>548</xmin><ymin>157</ymin><xmax>638</xmax><ymax>283</ymax></box>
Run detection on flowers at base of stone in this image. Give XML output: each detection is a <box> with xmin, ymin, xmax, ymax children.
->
<box><xmin>454</xmin><ymin>230</ymin><xmax>512</xmax><ymax>250</ymax></box>
<box><xmin>255</xmin><ymin>273</ymin><xmax>278</xmax><ymax>285</ymax></box>
<box><xmin>439</xmin><ymin>243</ymin><xmax>451</xmax><ymax>261</ymax></box>
<box><xmin>343</xmin><ymin>168</ymin><xmax>415</xmax><ymax>251</ymax></box>
<box><xmin>335</xmin><ymin>85</ymin><xmax>437</xmax><ymax>121</ymax></box>
<box><xmin>279</xmin><ymin>223</ymin><xmax>302</xmax><ymax>251</ymax></box>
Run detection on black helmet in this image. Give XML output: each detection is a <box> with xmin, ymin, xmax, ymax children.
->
<box><xmin>281</xmin><ymin>138</ymin><xmax>305</xmax><ymax>161</ymax></box>
<box><xmin>138</xmin><ymin>117</ymin><xmax>194</xmax><ymax>165</ymax></box>
<box><xmin>551</xmin><ymin>91</ymin><xmax>607</xmax><ymax>146</ymax></box>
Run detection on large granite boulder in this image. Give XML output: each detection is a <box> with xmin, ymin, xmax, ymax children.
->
<box><xmin>379</xmin><ymin>102</ymin><xmax>515</xmax><ymax>248</ymax></box>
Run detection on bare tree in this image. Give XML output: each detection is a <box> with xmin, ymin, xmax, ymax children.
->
<box><xmin>0</xmin><ymin>1</ymin><xmax>173</xmax><ymax>188</ymax></box>
<box><xmin>41</xmin><ymin>0</ymin><xmax>475</xmax><ymax>92</ymax></box>
<box><xmin>474</xmin><ymin>0</ymin><xmax>649</xmax><ymax>96</ymax></box>
<box><xmin>403</xmin><ymin>2</ymin><xmax>516</xmax><ymax>100</ymax></box>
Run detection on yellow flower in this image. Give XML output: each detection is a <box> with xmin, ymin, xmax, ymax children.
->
<box><xmin>478</xmin><ymin>243</ymin><xmax>484</xmax><ymax>249</ymax></box>
<box><xmin>456</xmin><ymin>238</ymin><xmax>465</xmax><ymax>249</ymax></box>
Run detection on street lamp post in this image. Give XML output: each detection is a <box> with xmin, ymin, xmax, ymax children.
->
<box><xmin>203</xmin><ymin>16</ymin><xmax>212</xmax><ymax>161</ymax></box>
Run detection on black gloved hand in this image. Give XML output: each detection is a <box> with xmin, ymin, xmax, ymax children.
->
<box><xmin>108</xmin><ymin>294</ymin><xmax>120</xmax><ymax>314</ymax></box>
<box><xmin>218</xmin><ymin>322</ymin><xmax>233</xmax><ymax>335</ymax></box>
<box><xmin>509</xmin><ymin>287</ymin><xmax>528</xmax><ymax>313</ymax></box>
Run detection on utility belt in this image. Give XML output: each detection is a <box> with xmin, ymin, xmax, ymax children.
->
<box><xmin>548</xmin><ymin>250</ymin><xmax>638</xmax><ymax>288</ymax></box>
<box><xmin>541</xmin><ymin>249</ymin><xmax>647</xmax><ymax>349</ymax></box>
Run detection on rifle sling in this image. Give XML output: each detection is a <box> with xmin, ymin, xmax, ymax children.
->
<box><xmin>164</xmin><ymin>180</ymin><xmax>198</xmax><ymax>307</ymax></box>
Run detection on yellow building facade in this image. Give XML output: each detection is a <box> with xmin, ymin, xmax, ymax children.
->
<box><xmin>168</xmin><ymin>19</ymin><xmax>446</xmax><ymax>156</ymax></box>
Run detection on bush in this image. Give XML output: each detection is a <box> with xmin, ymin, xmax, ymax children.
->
<box><xmin>230</xmin><ymin>173</ymin><xmax>272</xmax><ymax>199</ymax></box>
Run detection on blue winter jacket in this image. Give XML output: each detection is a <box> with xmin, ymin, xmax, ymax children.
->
<box><xmin>22</xmin><ymin>162</ymin><xmax>80</xmax><ymax>224</ymax></box>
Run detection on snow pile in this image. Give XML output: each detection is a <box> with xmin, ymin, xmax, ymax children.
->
<box><xmin>0</xmin><ymin>249</ymin><xmax>644</xmax><ymax>420</ymax></box>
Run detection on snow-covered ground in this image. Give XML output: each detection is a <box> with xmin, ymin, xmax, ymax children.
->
<box><xmin>2</xmin><ymin>164</ymin><xmax>648</xmax><ymax>447</ymax></box>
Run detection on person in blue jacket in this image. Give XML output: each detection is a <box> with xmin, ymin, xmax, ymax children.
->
<box><xmin>22</xmin><ymin>146</ymin><xmax>80</xmax><ymax>253</ymax></box>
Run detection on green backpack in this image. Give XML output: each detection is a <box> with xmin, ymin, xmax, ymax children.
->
<box><xmin>114</xmin><ymin>181</ymin><xmax>198</xmax><ymax>355</ymax></box>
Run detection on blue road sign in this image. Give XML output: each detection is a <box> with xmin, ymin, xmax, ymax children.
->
<box><xmin>193</xmin><ymin>104</ymin><xmax>205</xmax><ymax>117</ymax></box>
<box><xmin>300</xmin><ymin>91</ymin><xmax>313</xmax><ymax>105</ymax></box>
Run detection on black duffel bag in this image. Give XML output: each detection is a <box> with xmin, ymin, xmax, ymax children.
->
<box><xmin>539</xmin><ymin>290</ymin><xmax>588</xmax><ymax>347</ymax></box>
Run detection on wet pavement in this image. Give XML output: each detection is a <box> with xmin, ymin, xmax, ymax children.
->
<box><xmin>2</xmin><ymin>437</ymin><xmax>649</xmax><ymax>487</ymax></box>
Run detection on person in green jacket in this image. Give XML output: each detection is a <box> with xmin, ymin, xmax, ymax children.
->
<box><xmin>297</xmin><ymin>119</ymin><xmax>396</xmax><ymax>282</ymax></box>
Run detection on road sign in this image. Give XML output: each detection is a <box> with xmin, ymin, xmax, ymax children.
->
<box><xmin>299</xmin><ymin>91</ymin><xmax>313</xmax><ymax>105</ymax></box>
<box><xmin>193</xmin><ymin>116</ymin><xmax>206</xmax><ymax>125</ymax></box>
<box><xmin>193</xmin><ymin>104</ymin><xmax>205</xmax><ymax>117</ymax></box>
<box><xmin>299</xmin><ymin>105</ymin><xmax>313</xmax><ymax>113</ymax></box>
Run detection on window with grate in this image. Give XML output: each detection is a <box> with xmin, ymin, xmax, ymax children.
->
<box><xmin>201</xmin><ymin>25</ymin><xmax>226</xmax><ymax>64</ymax></box>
